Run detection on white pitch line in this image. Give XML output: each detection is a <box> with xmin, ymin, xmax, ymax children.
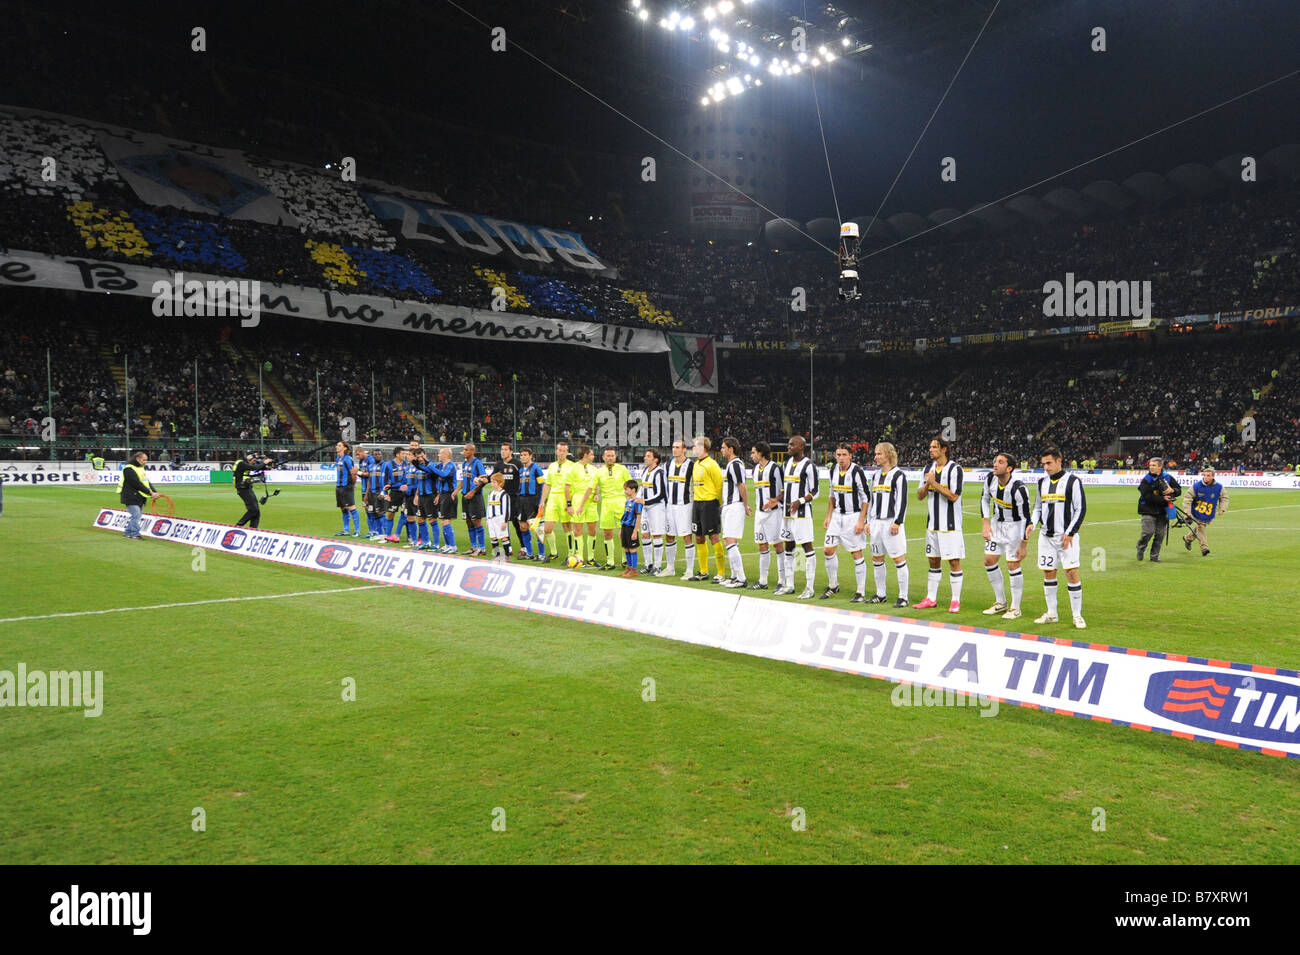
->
<box><xmin>0</xmin><ymin>585</ymin><xmax>390</xmax><ymax>624</ymax></box>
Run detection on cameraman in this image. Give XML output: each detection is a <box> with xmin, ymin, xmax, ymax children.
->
<box><xmin>1137</xmin><ymin>457</ymin><xmax>1181</xmax><ymax>562</ymax></box>
<box><xmin>234</xmin><ymin>449</ymin><xmax>273</xmax><ymax>528</ymax></box>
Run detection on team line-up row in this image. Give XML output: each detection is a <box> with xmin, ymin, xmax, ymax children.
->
<box><xmin>325</xmin><ymin>435</ymin><xmax>1105</xmax><ymax>628</ymax></box>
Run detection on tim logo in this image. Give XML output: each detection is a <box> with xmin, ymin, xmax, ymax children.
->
<box><xmin>316</xmin><ymin>545</ymin><xmax>352</xmax><ymax>569</ymax></box>
<box><xmin>1145</xmin><ymin>671</ymin><xmax>1300</xmax><ymax>745</ymax></box>
<box><xmin>96</xmin><ymin>511</ymin><xmax>114</xmax><ymax>526</ymax></box>
<box><xmin>220</xmin><ymin>529</ymin><xmax>247</xmax><ymax>550</ymax></box>
<box><xmin>460</xmin><ymin>566</ymin><xmax>514</xmax><ymax>598</ymax></box>
<box><xmin>152</xmin><ymin>519</ymin><xmax>172</xmax><ymax>536</ymax></box>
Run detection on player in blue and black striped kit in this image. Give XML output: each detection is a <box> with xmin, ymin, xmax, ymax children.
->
<box><xmin>333</xmin><ymin>441</ymin><xmax>359</xmax><ymax>537</ymax></box>
<box><xmin>367</xmin><ymin>448</ymin><xmax>393</xmax><ymax>540</ymax></box>
<box><xmin>619</xmin><ymin>480</ymin><xmax>643</xmax><ymax>578</ymax></box>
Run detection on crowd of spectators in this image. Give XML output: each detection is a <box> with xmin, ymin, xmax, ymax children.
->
<box><xmin>2</xmin><ymin>108</ymin><xmax>1296</xmax><ymax>350</ymax></box>
<box><xmin>3</xmin><ymin>290</ymin><xmax>1296</xmax><ymax>471</ymax></box>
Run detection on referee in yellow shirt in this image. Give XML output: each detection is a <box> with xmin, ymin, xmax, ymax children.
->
<box><xmin>596</xmin><ymin>448</ymin><xmax>632</xmax><ymax>570</ymax></box>
<box><xmin>688</xmin><ymin>436</ymin><xmax>726</xmax><ymax>581</ymax></box>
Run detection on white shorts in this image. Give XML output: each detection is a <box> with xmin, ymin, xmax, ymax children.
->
<box><xmin>1037</xmin><ymin>531</ymin><xmax>1081</xmax><ymax>571</ymax></box>
<box><xmin>983</xmin><ymin>521</ymin><xmax>1028</xmax><ymax>561</ymax></box>
<box><xmin>488</xmin><ymin>515</ymin><xmax>508</xmax><ymax>541</ymax></box>
<box><xmin>669</xmin><ymin>503</ymin><xmax>694</xmax><ymax>537</ymax></box>
<box><xmin>824</xmin><ymin>511</ymin><xmax>865</xmax><ymax>552</ymax></box>
<box><xmin>754</xmin><ymin>507</ymin><xmax>782</xmax><ymax>545</ymax></box>
<box><xmin>722</xmin><ymin>502</ymin><xmax>746</xmax><ymax>539</ymax></box>
<box><xmin>925</xmin><ymin>528</ymin><xmax>965</xmax><ymax>561</ymax></box>
<box><xmin>781</xmin><ymin>515</ymin><xmax>815</xmax><ymax>546</ymax></box>
<box><xmin>869</xmin><ymin>518</ymin><xmax>907</xmax><ymax>559</ymax></box>
<box><xmin>641</xmin><ymin>503</ymin><xmax>667</xmax><ymax>537</ymax></box>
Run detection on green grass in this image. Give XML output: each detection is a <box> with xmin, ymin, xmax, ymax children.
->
<box><xmin>2</xmin><ymin>482</ymin><xmax>1298</xmax><ymax>863</ymax></box>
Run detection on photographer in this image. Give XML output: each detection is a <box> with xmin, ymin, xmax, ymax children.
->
<box><xmin>1136</xmin><ymin>457</ymin><xmax>1181</xmax><ymax>562</ymax></box>
<box><xmin>234</xmin><ymin>449</ymin><xmax>274</xmax><ymax>529</ymax></box>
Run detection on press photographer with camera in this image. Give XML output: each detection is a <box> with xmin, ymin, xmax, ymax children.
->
<box><xmin>234</xmin><ymin>449</ymin><xmax>274</xmax><ymax>528</ymax></box>
<box><xmin>1136</xmin><ymin>456</ymin><xmax>1181</xmax><ymax>562</ymax></box>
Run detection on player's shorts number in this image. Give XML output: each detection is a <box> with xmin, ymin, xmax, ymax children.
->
<box><xmin>985</xmin><ymin>539</ymin><xmax>1000</xmax><ymax>554</ymax></box>
<box><xmin>641</xmin><ymin>518</ymin><xmax>649</xmax><ymax>533</ymax></box>
<box><xmin>1038</xmin><ymin>552</ymin><xmax>1056</xmax><ymax>569</ymax></box>
<box><xmin>925</xmin><ymin>541</ymin><xmax>934</xmax><ymax>555</ymax></box>
<box><xmin>824</xmin><ymin>533</ymin><xmax>838</xmax><ymax>547</ymax></box>
<box><xmin>780</xmin><ymin>527</ymin><xmax>794</xmax><ymax>541</ymax></box>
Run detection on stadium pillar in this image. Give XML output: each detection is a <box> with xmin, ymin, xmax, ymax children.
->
<box><xmin>809</xmin><ymin>344</ymin><xmax>815</xmax><ymax>449</ymax></box>
<box><xmin>46</xmin><ymin>348</ymin><xmax>54</xmax><ymax>461</ymax></box>
<box><xmin>124</xmin><ymin>353</ymin><xmax>130</xmax><ymax>451</ymax></box>
<box><xmin>316</xmin><ymin>368</ymin><xmax>322</xmax><ymax>450</ymax></box>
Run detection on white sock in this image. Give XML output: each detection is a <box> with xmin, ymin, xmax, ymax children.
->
<box><xmin>759</xmin><ymin>549</ymin><xmax>771</xmax><ymax>585</ymax></box>
<box><xmin>1068</xmin><ymin>582</ymin><xmax>1082</xmax><ymax>618</ymax></box>
<box><xmin>1044</xmin><ymin>579</ymin><xmax>1059</xmax><ymax>615</ymax></box>
<box><xmin>803</xmin><ymin>551</ymin><xmax>816</xmax><ymax>589</ymax></box>
<box><xmin>825</xmin><ymin>552</ymin><xmax>839</xmax><ymax>589</ymax></box>
<box><xmin>986</xmin><ymin>564</ymin><xmax>1006</xmax><ymax>605</ymax></box>
<box><xmin>684</xmin><ymin>543</ymin><xmax>695</xmax><ymax>572</ymax></box>
<box><xmin>896</xmin><ymin>562</ymin><xmax>909</xmax><ymax>600</ymax></box>
<box><xmin>666</xmin><ymin>540</ymin><xmax>677</xmax><ymax>571</ymax></box>
<box><xmin>854</xmin><ymin>557</ymin><xmax>867</xmax><ymax>595</ymax></box>
<box><xmin>1009</xmin><ymin>568</ymin><xmax>1023</xmax><ymax>610</ymax></box>
<box><xmin>873</xmin><ymin>560</ymin><xmax>887</xmax><ymax>598</ymax></box>
<box><xmin>927</xmin><ymin>568</ymin><xmax>941</xmax><ymax>601</ymax></box>
<box><xmin>653</xmin><ymin>541</ymin><xmax>664</xmax><ymax>570</ymax></box>
<box><xmin>782</xmin><ymin>551</ymin><xmax>795</xmax><ymax>586</ymax></box>
<box><xmin>727</xmin><ymin>543</ymin><xmax>745</xmax><ymax>582</ymax></box>
<box><xmin>950</xmin><ymin>570</ymin><xmax>963</xmax><ymax>603</ymax></box>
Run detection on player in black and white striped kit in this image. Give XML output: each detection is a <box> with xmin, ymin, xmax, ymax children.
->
<box><xmin>664</xmin><ymin>439</ymin><xmax>695</xmax><ymax>579</ymax></box>
<box><xmin>980</xmin><ymin>452</ymin><xmax>1033</xmax><ymax>620</ymax></box>
<box><xmin>719</xmin><ymin>437</ymin><xmax>750</xmax><ymax>587</ymax></box>
<box><xmin>820</xmin><ymin>443</ymin><xmax>870</xmax><ymax>601</ymax></box>
<box><xmin>748</xmin><ymin>441</ymin><xmax>784</xmax><ymax>590</ymax></box>
<box><xmin>775</xmin><ymin>434</ymin><xmax>819</xmax><ymax>599</ymax></box>
<box><xmin>638</xmin><ymin>448</ymin><xmax>669</xmax><ymax>575</ymax></box>
<box><xmin>914</xmin><ymin>436</ymin><xmax>965</xmax><ymax>613</ymax></box>
<box><xmin>865</xmin><ymin>441</ymin><xmax>910</xmax><ymax>607</ymax></box>
<box><xmin>1031</xmin><ymin>446</ymin><xmax>1087</xmax><ymax>629</ymax></box>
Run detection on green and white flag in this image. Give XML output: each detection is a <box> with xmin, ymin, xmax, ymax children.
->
<box><xmin>666</xmin><ymin>333</ymin><xmax>718</xmax><ymax>393</ymax></box>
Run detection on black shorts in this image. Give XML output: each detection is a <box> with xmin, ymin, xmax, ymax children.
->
<box><xmin>437</xmin><ymin>493</ymin><xmax>458</xmax><ymax>521</ymax></box>
<box><xmin>461</xmin><ymin>493</ymin><xmax>486</xmax><ymax>520</ymax></box>
<box><xmin>388</xmin><ymin>489</ymin><xmax>405</xmax><ymax>512</ymax></box>
<box><xmin>515</xmin><ymin>494</ymin><xmax>539</xmax><ymax>523</ymax></box>
<box><xmin>405</xmin><ymin>493</ymin><xmax>420</xmax><ymax>518</ymax></box>
<box><xmin>419</xmin><ymin>497</ymin><xmax>438</xmax><ymax>520</ymax></box>
<box><xmin>335</xmin><ymin>485</ymin><xmax>355</xmax><ymax>508</ymax></box>
<box><xmin>692</xmin><ymin>499</ymin><xmax>721</xmax><ymax>536</ymax></box>
<box><xmin>620</xmin><ymin>524</ymin><xmax>637</xmax><ymax>549</ymax></box>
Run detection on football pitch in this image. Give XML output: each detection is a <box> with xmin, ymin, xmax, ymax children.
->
<box><xmin>3</xmin><ymin>483</ymin><xmax>1299</xmax><ymax>864</ymax></box>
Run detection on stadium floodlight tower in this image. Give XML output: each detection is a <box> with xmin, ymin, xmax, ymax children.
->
<box><xmin>838</xmin><ymin>221</ymin><xmax>860</xmax><ymax>301</ymax></box>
